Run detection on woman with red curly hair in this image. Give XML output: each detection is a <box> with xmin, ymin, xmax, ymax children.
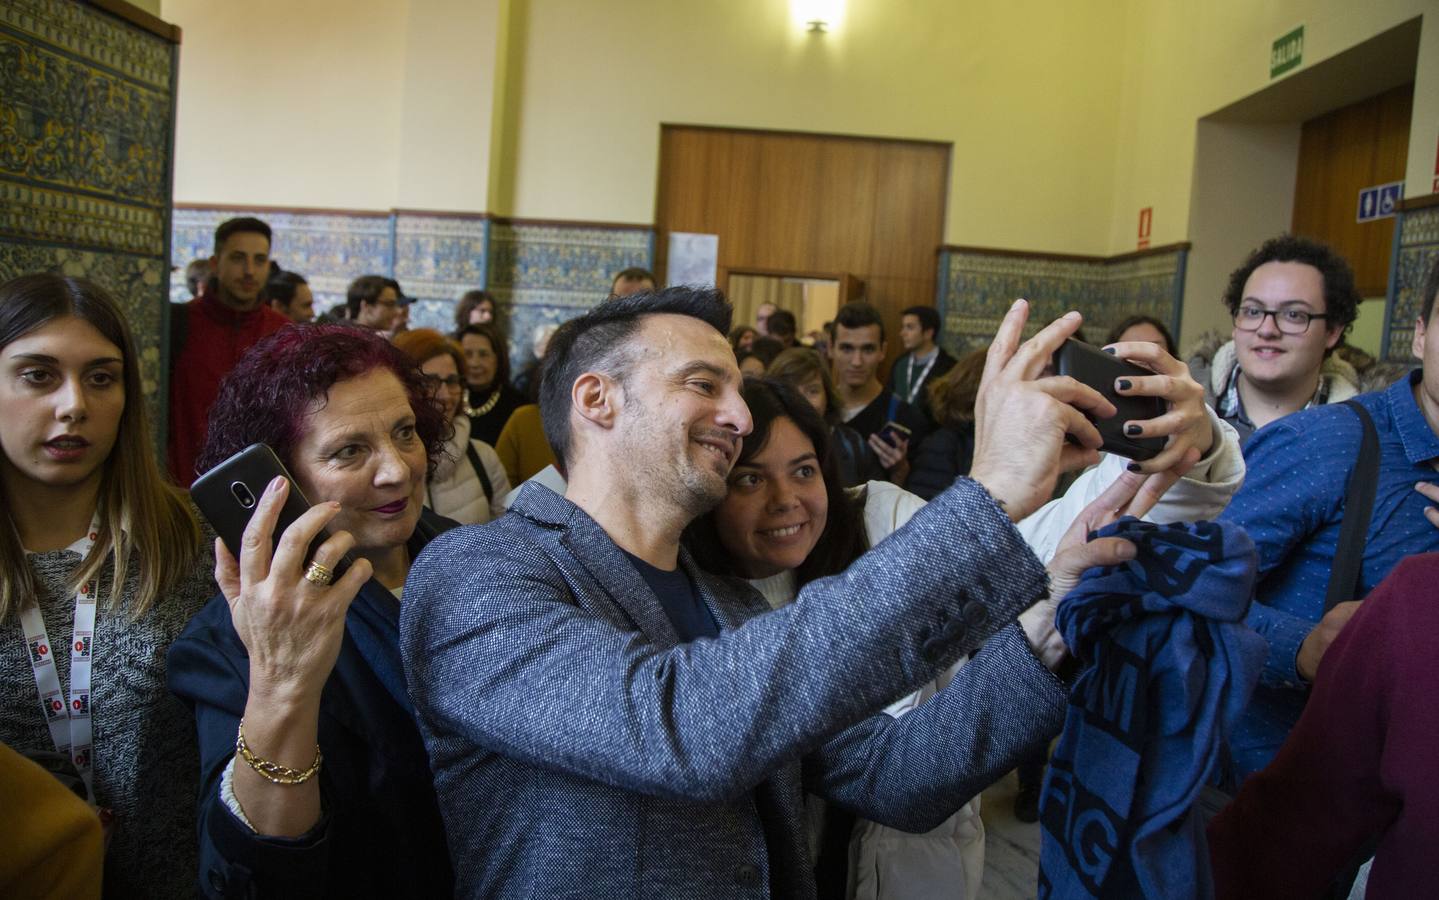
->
<box><xmin>167</xmin><ymin>324</ymin><xmax>455</xmax><ymax>898</ymax></box>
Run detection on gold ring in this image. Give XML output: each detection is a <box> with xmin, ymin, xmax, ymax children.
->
<box><xmin>304</xmin><ymin>561</ymin><xmax>334</xmax><ymax>587</ymax></box>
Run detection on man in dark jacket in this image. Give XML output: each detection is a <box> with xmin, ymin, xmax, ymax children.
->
<box><xmin>891</xmin><ymin>304</ymin><xmax>957</xmax><ymax>424</ymax></box>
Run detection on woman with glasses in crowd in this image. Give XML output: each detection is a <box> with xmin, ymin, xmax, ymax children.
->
<box><xmin>394</xmin><ymin>328</ymin><xmax>510</xmax><ymax>525</ymax></box>
<box><xmin>0</xmin><ymin>273</ymin><xmax>212</xmax><ymax>898</ymax></box>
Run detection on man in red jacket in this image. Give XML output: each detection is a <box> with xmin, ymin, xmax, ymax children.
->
<box><xmin>167</xmin><ymin>217</ymin><xmax>291</xmax><ymax>486</ymax></box>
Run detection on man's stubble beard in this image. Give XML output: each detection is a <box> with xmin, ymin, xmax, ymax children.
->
<box><xmin>621</xmin><ymin>399</ymin><xmax>728</xmax><ymax>524</ymax></box>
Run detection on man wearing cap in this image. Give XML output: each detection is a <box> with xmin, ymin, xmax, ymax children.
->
<box><xmin>346</xmin><ymin>275</ymin><xmax>406</xmax><ymax>333</ymax></box>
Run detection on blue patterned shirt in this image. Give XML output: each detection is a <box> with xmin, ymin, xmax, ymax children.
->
<box><xmin>1221</xmin><ymin>371</ymin><xmax>1439</xmax><ymax>782</ymax></box>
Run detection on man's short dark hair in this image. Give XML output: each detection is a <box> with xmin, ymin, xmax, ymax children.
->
<box><xmin>612</xmin><ymin>267</ymin><xmax>656</xmax><ymax>287</ymax></box>
<box><xmin>1222</xmin><ymin>235</ymin><xmax>1361</xmax><ymax>342</ymax></box>
<box><xmin>263</xmin><ymin>269</ymin><xmax>308</xmax><ymax>307</ymax></box>
<box><xmin>1421</xmin><ymin>255</ymin><xmax>1439</xmax><ymax>325</ymax></box>
<box><xmin>346</xmin><ymin>274</ymin><xmax>392</xmax><ymax>318</ymax></box>
<box><xmin>901</xmin><ymin>305</ymin><xmax>941</xmax><ymax>339</ymax></box>
<box><xmin>834</xmin><ymin>301</ymin><xmax>886</xmax><ymax>343</ymax></box>
<box><xmin>213</xmin><ymin>217</ymin><xmax>272</xmax><ymax>255</ymax></box>
<box><xmin>767</xmin><ymin>309</ymin><xmax>797</xmax><ymax>339</ymax></box>
<box><xmin>539</xmin><ymin>286</ymin><xmax>732</xmax><ymax>472</ymax></box>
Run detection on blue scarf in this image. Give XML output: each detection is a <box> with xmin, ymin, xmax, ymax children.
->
<box><xmin>1038</xmin><ymin>519</ymin><xmax>1265</xmax><ymax>899</ymax></box>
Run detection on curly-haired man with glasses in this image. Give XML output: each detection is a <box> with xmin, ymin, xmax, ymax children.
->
<box><xmin>1214</xmin><ymin>249</ymin><xmax>1439</xmax><ymax>788</ymax></box>
<box><xmin>1191</xmin><ymin>235</ymin><xmax>1363</xmax><ymax>445</ymax></box>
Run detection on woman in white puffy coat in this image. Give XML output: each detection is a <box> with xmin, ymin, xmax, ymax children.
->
<box><xmin>686</xmin><ymin>372</ymin><xmax>1243</xmax><ymax>899</ymax></box>
<box><xmin>394</xmin><ymin>329</ymin><xmax>510</xmax><ymax>524</ymax></box>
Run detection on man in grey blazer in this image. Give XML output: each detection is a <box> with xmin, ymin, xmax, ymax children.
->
<box><xmin>402</xmin><ymin>288</ymin><xmax>1139</xmax><ymax>898</ymax></box>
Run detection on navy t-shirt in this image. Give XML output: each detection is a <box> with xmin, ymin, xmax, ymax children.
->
<box><xmin>622</xmin><ymin>551</ymin><xmax>719</xmax><ymax>641</ymax></box>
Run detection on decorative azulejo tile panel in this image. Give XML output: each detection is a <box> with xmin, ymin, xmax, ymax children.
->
<box><xmin>1</xmin><ymin>0</ymin><xmax>172</xmax><ymax>90</ymax></box>
<box><xmin>392</xmin><ymin>214</ymin><xmax>488</xmax><ymax>332</ymax></box>
<box><xmin>483</xmin><ymin>222</ymin><xmax>652</xmax><ymax>364</ymax></box>
<box><xmin>937</xmin><ymin>248</ymin><xmax>1185</xmax><ymax>355</ymax></box>
<box><xmin>170</xmin><ymin>208</ymin><xmax>394</xmax><ymax>313</ymax></box>
<box><xmin>170</xmin><ymin>211</ymin><xmax>655</xmax><ymax>365</ymax></box>
<box><xmin>1</xmin><ymin>0</ymin><xmax>177</xmax><ymax>435</ymax></box>
<box><xmin>1384</xmin><ymin>205</ymin><xmax>1439</xmax><ymax>363</ymax></box>
<box><xmin>1098</xmin><ymin>253</ymin><xmax>1186</xmax><ymax>338</ymax></box>
<box><xmin>938</xmin><ymin>252</ymin><xmax>1107</xmax><ymax>354</ymax></box>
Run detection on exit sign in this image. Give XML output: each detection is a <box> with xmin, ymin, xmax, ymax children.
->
<box><xmin>1271</xmin><ymin>26</ymin><xmax>1304</xmax><ymax>78</ymax></box>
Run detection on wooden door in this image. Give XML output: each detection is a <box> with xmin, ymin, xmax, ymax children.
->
<box><xmin>656</xmin><ymin>125</ymin><xmax>950</xmax><ymax>371</ymax></box>
<box><xmin>1291</xmin><ymin>83</ymin><xmax>1413</xmax><ymax>296</ymax></box>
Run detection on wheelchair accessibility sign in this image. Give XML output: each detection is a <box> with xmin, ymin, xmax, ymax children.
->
<box><xmin>1356</xmin><ymin>181</ymin><xmax>1403</xmax><ymax>224</ymax></box>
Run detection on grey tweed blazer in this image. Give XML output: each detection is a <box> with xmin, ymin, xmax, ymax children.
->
<box><xmin>401</xmin><ymin>477</ymin><xmax>1068</xmax><ymax>899</ymax></box>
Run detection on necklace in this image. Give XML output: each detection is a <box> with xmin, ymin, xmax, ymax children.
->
<box><xmin>464</xmin><ymin>387</ymin><xmax>502</xmax><ymax>418</ymax></box>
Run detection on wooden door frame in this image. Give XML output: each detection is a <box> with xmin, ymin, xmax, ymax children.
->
<box><xmin>719</xmin><ymin>266</ymin><xmax>863</xmax><ymax>306</ymax></box>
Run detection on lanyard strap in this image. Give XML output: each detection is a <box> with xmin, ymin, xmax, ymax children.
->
<box><xmin>904</xmin><ymin>353</ymin><xmax>939</xmax><ymax>405</ymax></box>
<box><xmin>20</xmin><ymin>521</ymin><xmax>100</xmax><ymax>802</ymax></box>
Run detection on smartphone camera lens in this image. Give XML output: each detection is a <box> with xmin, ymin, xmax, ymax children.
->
<box><xmin>230</xmin><ymin>481</ymin><xmax>257</xmax><ymax>509</ymax></box>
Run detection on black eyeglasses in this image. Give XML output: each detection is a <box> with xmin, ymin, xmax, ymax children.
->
<box><xmin>423</xmin><ymin>374</ymin><xmax>463</xmax><ymax>389</ymax></box>
<box><xmin>1233</xmin><ymin>304</ymin><xmax>1328</xmax><ymax>335</ymax></box>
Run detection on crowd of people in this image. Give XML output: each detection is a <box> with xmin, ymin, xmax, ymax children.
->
<box><xmin>2</xmin><ymin>213</ymin><xmax>1437</xmax><ymax>899</ymax></box>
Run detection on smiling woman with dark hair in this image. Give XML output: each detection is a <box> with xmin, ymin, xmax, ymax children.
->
<box><xmin>168</xmin><ymin>324</ymin><xmax>455</xmax><ymax>898</ymax></box>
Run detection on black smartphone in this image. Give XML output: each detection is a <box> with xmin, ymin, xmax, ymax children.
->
<box><xmin>877</xmin><ymin>420</ymin><xmax>913</xmax><ymax>447</ymax></box>
<box><xmin>191</xmin><ymin>443</ymin><xmax>350</xmax><ymax>578</ymax></box>
<box><xmin>1054</xmin><ymin>338</ymin><xmax>1167</xmax><ymax>461</ymax></box>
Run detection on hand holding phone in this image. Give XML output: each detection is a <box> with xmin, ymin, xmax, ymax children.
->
<box><xmin>192</xmin><ymin>443</ymin><xmax>352</xmax><ymax>580</ymax></box>
<box><xmin>877</xmin><ymin>420</ymin><xmax>912</xmax><ymax>448</ymax></box>
<box><xmin>195</xmin><ymin>446</ymin><xmax>371</xmax><ymax>706</ymax></box>
<box><xmin>1054</xmin><ymin>339</ymin><xmax>1166</xmax><ymax>461</ymax></box>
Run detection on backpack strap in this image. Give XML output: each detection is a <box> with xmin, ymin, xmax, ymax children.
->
<box><xmin>1323</xmin><ymin>399</ymin><xmax>1380</xmax><ymax>612</ymax></box>
<box><xmin>465</xmin><ymin>442</ymin><xmax>494</xmax><ymax>504</ymax></box>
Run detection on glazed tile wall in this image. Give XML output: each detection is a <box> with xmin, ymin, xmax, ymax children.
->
<box><xmin>393</xmin><ymin>213</ymin><xmax>489</xmax><ymax>332</ymax></box>
<box><xmin>0</xmin><ymin>0</ymin><xmax>177</xmax><ymax>425</ymax></box>
<box><xmin>1384</xmin><ymin>205</ymin><xmax>1439</xmax><ymax>362</ymax></box>
<box><xmin>170</xmin><ymin>208</ymin><xmax>394</xmax><ymax>317</ymax></box>
<box><xmin>171</xmin><ymin>210</ymin><xmax>654</xmax><ymax>363</ymax></box>
<box><xmin>936</xmin><ymin>248</ymin><xmax>1186</xmax><ymax>355</ymax></box>
<box><xmin>486</xmin><ymin>222</ymin><xmax>653</xmax><ymax>363</ymax></box>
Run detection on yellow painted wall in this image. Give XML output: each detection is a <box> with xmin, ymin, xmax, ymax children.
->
<box><xmin>163</xmin><ymin>0</ymin><xmax>1436</xmax><ymax>263</ymax></box>
<box><xmin>1179</xmin><ymin>120</ymin><xmax>1303</xmax><ymax>348</ymax></box>
<box><xmin>164</xmin><ymin>0</ymin><xmax>409</xmax><ymax>209</ymax></box>
<box><xmin>395</xmin><ymin>0</ymin><xmax>503</xmax><ymax>211</ymax></box>
<box><xmin>497</xmin><ymin>0</ymin><xmax>1127</xmax><ymax>253</ymax></box>
<box><xmin>1109</xmin><ymin>0</ymin><xmax>1438</xmax><ymax>253</ymax></box>
<box><xmin>1350</xmin><ymin>297</ymin><xmax>1388</xmax><ymax>357</ymax></box>
<box><xmin>163</xmin><ymin>0</ymin><xmax>501</xmax><ymax>212</ymax></box>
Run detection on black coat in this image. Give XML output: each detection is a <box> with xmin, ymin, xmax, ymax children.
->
<box><xmin>905</xmin><ymin>422</ymin><xmax>975</xmax><ymax>501</ymax></box>
<box><xmin>168</xmin><ymin>509</ymin><xmax>457</xmax><ymax>899</ymax></box>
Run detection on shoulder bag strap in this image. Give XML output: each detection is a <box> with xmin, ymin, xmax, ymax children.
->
<box><xmin>1323</xmin><ymin>399</ymin><xmax>1380</xmax><ymax>612</ymax></box>
<box><xmin>465</xmin><ymin>442</ymin><xmax>494</xmax><ymax>503</ymax></box>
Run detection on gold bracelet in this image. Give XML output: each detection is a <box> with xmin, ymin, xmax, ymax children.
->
<box><xmin>235</xmin><ymin>719</ymin><xmax>323</xmax><ymax>785</ymax></box>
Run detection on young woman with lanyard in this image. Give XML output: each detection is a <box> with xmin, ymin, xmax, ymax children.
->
<box><xmin>0</xmin><ymin>273</ymin><xmax>212</xmax><ymax>898</ymax></box>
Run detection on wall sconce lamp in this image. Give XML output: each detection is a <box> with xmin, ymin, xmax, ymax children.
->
<box><xmin>791</xmin><ymin>0</ymin><xmax>844</xmax><ymax>34</ymax></box>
